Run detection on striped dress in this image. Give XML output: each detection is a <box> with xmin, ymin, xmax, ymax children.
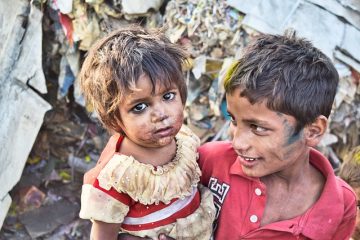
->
<box><xmin>80</xmin><ymin>125</ymin><xmax>215</xmax><ymax>239</ymax></box>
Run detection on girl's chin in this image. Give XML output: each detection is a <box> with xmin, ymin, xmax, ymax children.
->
<box><xmin>156</xmin><ymin>136</ymin><xmax>174</xmax><ymax>146</ymax></box>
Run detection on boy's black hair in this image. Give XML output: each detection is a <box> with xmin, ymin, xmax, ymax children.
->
<box><xmin>224</xmin><ymin>30</ymin><xmax>339</xmax><ymax>132</ymax></box>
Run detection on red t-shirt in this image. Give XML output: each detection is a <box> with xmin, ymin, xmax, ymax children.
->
<box><xmin>198</xmin><ymin>141</ymin><xmax>357</xmax><ymax>239</ymax></box>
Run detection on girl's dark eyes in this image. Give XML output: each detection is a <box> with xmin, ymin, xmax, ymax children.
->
<box><xmin>130</xmin><ymin>92</ymin><xmax>175</xmax><ymax>113</ymax></box>
<box><xmin>132</xmin><ymin>103</ymin><xmax>147</xmax><ymax>113</ymax></box>
<box><xmin>163</xmin><ymin>92</ymin><xmax>175</xmax><ymax>101</ymax></box>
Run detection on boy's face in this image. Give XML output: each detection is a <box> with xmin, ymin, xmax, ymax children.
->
<box><xmin>226</xmin><ymin>88</ymin><xmax>309</xmax><ymax>178</ymax></box>
<box><xmin>118</xmin><ymin>74</ymin><xmax>184</xmax><ymax>148</ymax></box>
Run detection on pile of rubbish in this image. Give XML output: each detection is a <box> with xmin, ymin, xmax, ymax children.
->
<box><xmin>0</xmin><ymin>0</ymin><xmax>359</xmax><ymax>238</ymax></box>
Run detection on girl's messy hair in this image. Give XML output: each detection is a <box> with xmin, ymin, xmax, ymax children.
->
<box><xmin>79</xmin><ymin>26</ymin><xmax>188</xmax><ymax>133</ymax></box>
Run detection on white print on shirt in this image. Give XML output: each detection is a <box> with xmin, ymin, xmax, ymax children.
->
<box><xmin>208</xmin><ymin>177</ymin><xmax>230</xmax><ymax>220</ymax></box>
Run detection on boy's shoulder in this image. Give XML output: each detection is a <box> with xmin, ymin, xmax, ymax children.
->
<box><xmin>199</xmin><ymin>140</ymin><xmax>235</xmax><ymax>155</ymax></box>
<box><xmin>198</xmin><ymin>141</ymin><xmax>237</xmax><ymax>169</ymax></box>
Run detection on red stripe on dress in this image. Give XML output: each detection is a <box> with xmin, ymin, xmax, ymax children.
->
<box><xmin>127</xmin><ymin>197</ymin><xmax>179</xmax><ymax>218</ymax></box>
<box><xmin>93</xmin><ymin>179</ymin><xmax>133</xmax><ymax>206</ymax></box>
<box><xmin>121</xmin><ymin>190</ymin><xmax>201</xmax><ymax>231</ymax></box>
<box><xmin>116</xmin><ymin>135</ymin><xmax>124</xmax><ymax>152</ymax></box>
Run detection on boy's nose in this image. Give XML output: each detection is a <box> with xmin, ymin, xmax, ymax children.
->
<box><xmin>232</xmin><ymin>129</ymin><xmax>251</xmax><ymax>152</ymax></box>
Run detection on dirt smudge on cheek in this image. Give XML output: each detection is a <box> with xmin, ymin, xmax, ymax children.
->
<box><xmin>281</xmin><ymin>117</ymin><xmax>303</xmax><ymax>147</ymax></box>
<box><xmin>260</xmin><ymin>138</ymin><xmax>283</xmax><ymax>163</ymax></box>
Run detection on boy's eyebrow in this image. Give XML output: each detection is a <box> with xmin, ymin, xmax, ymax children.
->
<box><xmin>243</xmin><ymin>118</ymin><xmax>270</xmax><ymax>126</ymax></box>
<box><xmin>227</xmin><ymin>109</ymin><xmax>271</xmax><ymax>126</ymax></box>
<box><xmin>226</xmin><ymin>109</ymin><xmax>268</xmax><ymax>125</ymax></box>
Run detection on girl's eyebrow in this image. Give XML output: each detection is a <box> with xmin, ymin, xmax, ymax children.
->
<box><xmin>125</xmin><ymin>87</ymin><xmax>178</xmax><ymax>106</ymax></box>
<box><xmin>158</xmin><ymin>86</ymin><xmax>178</xmax><ymax>93</ymax></box>
<box><xmin>125</xmin><ymin>96</ymin><xmax>149</xmax><ymax>106</ymax></box>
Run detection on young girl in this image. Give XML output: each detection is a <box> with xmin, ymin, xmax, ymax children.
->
<box><xmin>78</xmin><ymin>26</ymin><xmax>215</xmax><ymax>240</ymax></box>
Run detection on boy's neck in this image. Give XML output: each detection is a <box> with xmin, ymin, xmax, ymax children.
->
<box><xmin>261</xmin><ymin>150</ymin><xmax>321</xmax><ymax>188</ymax></box>
<box><xmin>260</xmin><ymin>151</ymin><xmax>325</xmax><ymax>226</ymax></box>
<box><xmin>120</xmin><ymin>137</ymin><xmax>177</xmax><ymax>167</ymax></box>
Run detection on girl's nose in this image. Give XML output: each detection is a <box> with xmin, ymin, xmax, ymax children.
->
<box><xmin>151</xmin><ymin>110</ymin><xmax>168</xmax><ymax>123</ymax></box>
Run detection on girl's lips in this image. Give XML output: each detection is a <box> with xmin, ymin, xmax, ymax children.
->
<box><xmin>154</xmin><ymin>127</ymin><xmax>174</xmax><ymax>137</ymax></box>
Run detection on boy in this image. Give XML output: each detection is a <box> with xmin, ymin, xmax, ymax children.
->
<box><xmin>198</xmin><ymin>31</ymin><xmax>357</xmax><ymax>239</ymax></box>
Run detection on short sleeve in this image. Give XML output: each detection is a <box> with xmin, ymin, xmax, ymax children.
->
<box><xmin>79</xmin><ymin>179</ymin><xmax>131</xmax><ymax>223</ymax></box>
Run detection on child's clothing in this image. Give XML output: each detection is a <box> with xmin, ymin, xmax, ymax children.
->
<box><xmin>198</xmin><ymin>141</ymin><xmax>357</xmax><ymax>239</ymax></box>
<box><xmin>80</xmin><ymin>125</ymin><xmax>215</xmax><ymax>239</ymax></box>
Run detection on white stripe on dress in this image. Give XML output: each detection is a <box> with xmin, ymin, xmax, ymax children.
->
<box><xmin>123</xmin><ymin>187</ymin><xmax>197</xmax><ymax>225</ymax></box>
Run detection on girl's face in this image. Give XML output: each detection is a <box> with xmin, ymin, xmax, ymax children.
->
<box><xmin>118</xmin><ymin>74</ymin><xmax>184</xmax><ymax>148</ymax></box>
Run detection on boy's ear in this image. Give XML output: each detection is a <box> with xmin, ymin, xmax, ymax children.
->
<box><xmin>304</xmin><ymin>115</ymin><xmax>328</xmax><ymax>147</ymax></box>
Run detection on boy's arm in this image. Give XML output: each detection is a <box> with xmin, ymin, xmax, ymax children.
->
<box><xmin>91</xmin><ymin>220</ymin><xmax>121</xmax><ymax>240</ymax></box>
<box><xmin>84</xmin><ymin>133</ymin><xmax>120</xmax><ymax>185</ymax></box>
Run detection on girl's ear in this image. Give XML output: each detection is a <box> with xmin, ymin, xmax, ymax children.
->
<box><xmin>304</xmin><ymin>115</ymin><xmax>328</xmax><ymax>147</ymax></box>
<box><xmin>114</xmin><ymin>114</ymin><xmax>126</xmax><ymax>135</ymax></box>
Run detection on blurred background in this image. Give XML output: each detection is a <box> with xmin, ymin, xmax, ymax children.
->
<box><xmin>0</xmin><ymin>0</ymin><xmax>359</xmax><ymax>239</ymax></box>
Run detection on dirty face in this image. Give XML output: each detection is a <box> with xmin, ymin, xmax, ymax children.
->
<box><xmin>118</xmin><ymin>74</ymin><xmax>184</xmax><ymax>148</ymax></box>
<box><xmin>226</xmin><ymin>88</ymin><xmax>308</xmax><ymax>178</ymax></box>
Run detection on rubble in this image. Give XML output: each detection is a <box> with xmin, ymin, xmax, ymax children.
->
<box><xmin>0</xmin><ymin>0</ymin><xmax>52</xmax><ymax>229</ymax></box>
<box><xmin>18</xmin><ymin>199</ymin><xmax>80</xmax><ymax>239</ymax></box>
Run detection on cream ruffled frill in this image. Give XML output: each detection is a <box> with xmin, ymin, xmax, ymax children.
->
<box><xmin>97</xmin><ymin>125</ymin><xmax>202</xmax><ymax>205</ymax></box>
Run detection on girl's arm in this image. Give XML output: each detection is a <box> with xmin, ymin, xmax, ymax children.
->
<box><xmin>91</xmin><ymin>220</ymin><xmax>121</xmax><ymax>240</ymax></box>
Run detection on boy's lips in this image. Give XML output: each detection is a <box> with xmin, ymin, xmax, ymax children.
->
<box><xmin>237</xmin><ymin>155</ymin><xmax>260</xmax><ymax>168</ymax></box>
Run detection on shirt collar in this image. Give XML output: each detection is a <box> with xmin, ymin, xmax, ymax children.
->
<box><xmin>229</xmin><ymin>147</ymin><xmax>344</xmax><ymax>239</ymax></box>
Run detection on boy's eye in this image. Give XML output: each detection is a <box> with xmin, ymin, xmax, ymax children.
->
<box><xmin>250</xmin><ymin>124</ymin><xmax>267</xmax><ymax>133</ymax></box>
<box><xmin>163</xmin><ymin>92</ymin><xmax>175</xmax><ymax>101</ymax></box>
<box><xmin>132</xmin><ymin>103</ymin><xmax>147</xmax><ymax>113</ymax></box>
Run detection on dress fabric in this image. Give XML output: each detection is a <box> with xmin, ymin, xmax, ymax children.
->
<box><xmin>80</xmin><ymin>125</ymin><xmax>216</xmax><ymax>239</ymax></box>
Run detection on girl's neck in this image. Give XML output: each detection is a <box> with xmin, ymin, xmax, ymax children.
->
<box><xmin>119</xmin><ymin>137</ymin><xmax>177</xmax><ymax>167</ymax></box>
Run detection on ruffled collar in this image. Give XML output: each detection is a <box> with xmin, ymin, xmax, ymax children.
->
<box><xmin>97</xmin><ymin>125</ymin><xmax>201</xmax><ymax>205</ymax></box>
